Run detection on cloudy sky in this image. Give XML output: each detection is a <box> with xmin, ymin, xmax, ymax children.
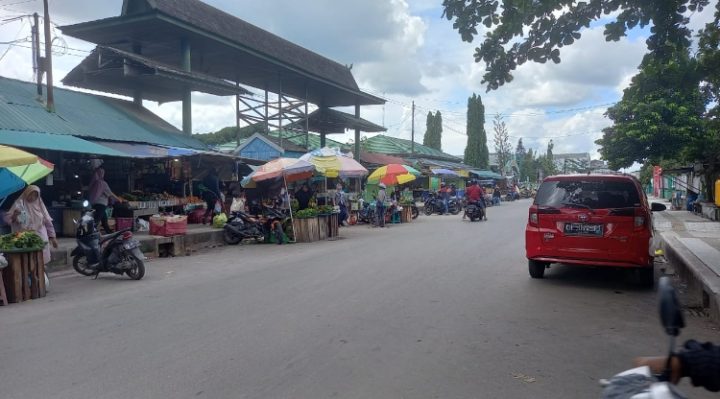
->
<box><xmin>0</xmin><ymin>0</ymin><xmax>717</xmax><ymax>160</ymax></box>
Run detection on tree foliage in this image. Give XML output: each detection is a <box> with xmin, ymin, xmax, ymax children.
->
<box><xmin>595</xmin><ymin>44</ymin><xmax>705</xmax><ymax>170</ymax></box>
<box><xmin>423</xmin><ymin>111</ymin><xmax>443</xmax><ymax>151</ymax></box>
<box><xmin>195</xmin><ymin>124</ymin><xmax>262</xmax><ymax>145</ymax></box>
<box><xmin>493</xmin><ymin>114</ymin><xmax>512</xmax><ymax>176</ymax></box>
<box><xmin>464</xmin><ymin>94</ymin><xmax>489</xmax><ymax>168</ymax></box>
<box><xmin>441</xmin><ymin>0</ymin><xmax>709</xmax><ymax>91</ymax></box>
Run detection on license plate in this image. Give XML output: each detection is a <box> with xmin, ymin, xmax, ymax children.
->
<box><xmin>564</xmin><ymin>223</ymin><xmax>603</xmax><ymax>236</ymax></box>
<box><xmin>123</xmin><ymin>240</ymin><xmax>140</xmax><ymax>250</ymax></box>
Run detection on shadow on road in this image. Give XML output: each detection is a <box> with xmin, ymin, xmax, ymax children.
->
<box><xmin>538</xmin><ymin>264</ymin><xmax>654</xmax><ymax>293</ymax></box>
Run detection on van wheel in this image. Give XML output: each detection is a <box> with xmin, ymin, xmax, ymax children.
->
<box><xmin>635</xmin><ymin>267</ymin><xmax>654</xmax><ymax>288</ymax></box>
<box><xmin>528</xmin><ymin>260</ymin><xmax>546</xmax><ymax>279</ymax></box>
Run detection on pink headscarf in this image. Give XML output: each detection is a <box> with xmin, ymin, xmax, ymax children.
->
<box><xmin>8</xmin><ymin>185</ymin><xmax>52</xmax><ymax>232</ymax></box>
<box><xmin>88</xmin><ymin>167</ymin><xmax>106</xmax><ymax>204</ymax></box>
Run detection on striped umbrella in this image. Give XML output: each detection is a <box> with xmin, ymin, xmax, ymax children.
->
<box><xmin>367</xmin><ymin>164</ymin><xmax>422</xmax><ymax>186</ymax></box>
<box><xmin>299</xmin><ymin>147</ymin><xmax>368</xmax><ymax>178</ymax></box>
<box><xmin>0</xmin><ymin>158</ymin><xmax>55</xmax><ymax>199</ymax></box>
<box><xmin>0</xmin><ymin>144</ymin><xmax>38</xmax><ymax>167</ymax></box>
<box><xmin>248</xmin><ymin>157</ymin><xmax>316</xmax><ymax>183</ymax></box>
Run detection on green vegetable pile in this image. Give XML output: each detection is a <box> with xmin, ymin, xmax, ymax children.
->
<box><xmin>295</xmin><ymin>208</ymin><xmax>318</xmax><ymax>219</ymax></box>
<box><xmin>317</xmin><ymin>205</ymin><xmax>335</xmax><ymax>215</ymax></box>
<box><xmin>0</xmin><ymin>231</ymin><xmax>46</xmax><ymax>251</ymax></box>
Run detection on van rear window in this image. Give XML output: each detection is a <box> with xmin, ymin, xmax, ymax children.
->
<box><xmin>535</xmin><ymin>180</ymin><xmax>641</xmax><ymax>209</ymax></box>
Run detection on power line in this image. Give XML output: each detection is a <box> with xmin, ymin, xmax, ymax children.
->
<box><xmin>0</xmin><ymin>0</ymin><xmax>36</xmax><ymax>9</ymax></box>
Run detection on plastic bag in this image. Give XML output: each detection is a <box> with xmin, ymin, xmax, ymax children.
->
<box><xmin>214</xmin><ymin>200</ymin><xmax>223</xmax><ymax>214</ymax></box>
<box><xmin>230</xmin><ymin>198</ymin><xmax>245</xmax><ymax>213</ymax></box>
<box><xmin>0</xmin><ymin>253</ymin><xmax>7</xmax><ymax>269</ymax></box>
<box><xmin>137</xmin><ymin>219</ymin><xmax>150</xmax><ymax>232</ymax></box>
<box><xmin>212</xmin><ymin>213</ymin><xmax>227</xmax><ymax>228</ymax></box>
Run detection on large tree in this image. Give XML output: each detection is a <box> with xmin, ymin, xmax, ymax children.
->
<box><xmin>441</xmin><ymin>0</ymin><xmax>710</xmax><ymax>91</ymax></box>
<box><xmin>423</xmin><ymin>111</ymin><xmax>443</xmax><ymax>151</ymax></box>
<box><xmin>464</xmin><ymin>94</ymin><xmax>489</xmax><ymax>168</ymax></box>
<box><xmin>493</xmin><ymin>114</ymin><xmax>512</xmax><ymax>176</ymax></box>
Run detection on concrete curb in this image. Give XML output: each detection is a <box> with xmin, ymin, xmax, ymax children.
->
<box><xmin>46</xmin><ymin>229</ymin><xmax>227</xmax><ymax>273</ymax></box>
<box><xmin>659</xmin><ymin>231</ymin><xmax>720</xmax><ymax>321</ymax></box>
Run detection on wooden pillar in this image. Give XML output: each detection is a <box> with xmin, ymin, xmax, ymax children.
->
<box><xmin>132</xmin><ymin>43</ymin><xmax>143</xmax><ymax>107</ymax></box>
<box><xmin>181</xmin><ymin>39</ymin><xmax>192</xmax><ymax>135</ymax></box>
<box><xmin>354</xmin><ymin>102</ymin><xmax>360</xmax><ymax>160</ymax></box>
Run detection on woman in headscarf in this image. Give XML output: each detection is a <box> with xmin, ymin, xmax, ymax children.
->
<box><xmin>88</xmin><ymin>167</ymin><xmax>121</xmax><ymax>233</ymax></box>
<box><xmin>3</xmin><ymin>185</ymin><xmax>58</xmax><ymax>264</ymax></box>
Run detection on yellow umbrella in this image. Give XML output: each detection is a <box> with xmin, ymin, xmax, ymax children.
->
<box><xmin>0</xmin><ymin>144</ymin><xmax>38</xmax><ymax>167</ymax></box>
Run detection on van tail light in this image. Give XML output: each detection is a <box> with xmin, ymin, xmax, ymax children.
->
<box><xmin>634</xmin><ymin>208</ymin><xmax>648</xmax><ymax>230</ymax></box>
<box><xmin>529</xmin><ymin>211</ymin><xmax>538</xmax><ymax>226</ymax></box>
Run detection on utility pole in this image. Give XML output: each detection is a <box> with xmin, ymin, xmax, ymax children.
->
<box><xmin>411</xmin><ymin>101</ymin><xmax>415</xmax><ymax>155</ymax></box>
<box><xmin>32</xmin><ymin>12</ymin><xmax>42</xmax><ymax>97</ymax></box>
<box><xmin>43</xmin><ymin>0</ymin><xmax>55</xmax><ymax>112</ymax></box>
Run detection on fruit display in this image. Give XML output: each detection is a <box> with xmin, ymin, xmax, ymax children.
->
<box><xmin>0</xmin><ymin>231</ymin><xmax>46</xmax><ymax>251</ymax></box>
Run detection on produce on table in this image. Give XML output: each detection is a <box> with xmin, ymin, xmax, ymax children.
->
<box><xmin>295</xmin><ymin>208</ymin><xmax>318</xmax><ymax>219</ymax></box>
<box><xmin>0</xmin><ymin>231</ymin><xmax>46</xmax><ymax>251</ymax></box>
<box><xmin>317</xmin><ymin>205</ymin><xmax>335</xmax><ymax>215</ymax></box>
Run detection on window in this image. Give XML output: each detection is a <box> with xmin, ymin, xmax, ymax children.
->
<box><xmin>535</xmin><ymin>180</ymin><xmax>641</xmax><ymax>209</ymax></box>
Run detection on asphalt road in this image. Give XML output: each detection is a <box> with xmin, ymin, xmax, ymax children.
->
<box><xmin>1</xmin><ymin>200</ymin><xmax>718</xmax><ymax>399</ymax></box>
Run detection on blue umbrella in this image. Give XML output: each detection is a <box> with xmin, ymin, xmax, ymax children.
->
<box><xmin>430</xmin><ymin>168</ymin><xmax>459</xmax><ymax>177</ymax></box>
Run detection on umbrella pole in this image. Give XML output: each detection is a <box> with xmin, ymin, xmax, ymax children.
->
<box><xmin>284</xmin><ymin>176</ymin><xmax>296</xmax><ymax>243</ymax></box>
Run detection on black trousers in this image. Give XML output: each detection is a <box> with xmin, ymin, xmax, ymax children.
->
<box><xmin>93</xmin><ymin>204</ymin><xmax>112</xmax><ymax>233</ymax></box>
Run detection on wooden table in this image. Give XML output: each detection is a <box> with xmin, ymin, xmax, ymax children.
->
<box><xmin>1</xmin><ymin>249</ymin><xmax>46</xmax><ymax>303</ymax></box>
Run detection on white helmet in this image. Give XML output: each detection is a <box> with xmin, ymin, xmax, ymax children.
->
<box><xmin>379</xmin><ymin>183</ymin><xmax>386</xmax><ymax>189</ymax></box>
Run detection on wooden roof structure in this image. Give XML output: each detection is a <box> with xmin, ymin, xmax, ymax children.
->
<box><xmin>63</xmin><ymin>46</ymin><xmax>250</xmax><ymax>102</ymax></box>
<box><xmin>290</xmin><ymin>108</ymin><xmax>387</xmax><ymax>135</ymax></box>
<box><xmin>60</xmin><ymin>0</ymin><xmax>384</xmax><ymax>107</ymax></box>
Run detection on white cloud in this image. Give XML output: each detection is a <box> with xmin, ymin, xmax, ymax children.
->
<box><xmin>1</xmin><ymin>0</ymin><xmax>714</xmax><ymax>161</ymax></box>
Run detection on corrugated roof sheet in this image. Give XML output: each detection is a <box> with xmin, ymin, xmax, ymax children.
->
<box><xmin>266</xmin><ymin>130</ymin><xmax>347</xmax><ymax>151</ymax></box>
<box><xmin>362</xmin><ymin>135</ymin><xmax>462</xmax><ymax>162</ymax></box>
<box><xmin>0</xmin><ymin>76</ymin><xmax>209</xmax><ymax>150</ymax></box>
<box><xmin>0</xmin><ymin>130</ymin><xmax>127</xmax><ymax>157</ymax></box>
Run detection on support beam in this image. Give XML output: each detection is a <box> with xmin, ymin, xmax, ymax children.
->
<box><xmin>181</xmin><ymin>38</ymin><xmax>192</xmax><ymax>135</ymax></box>
<box><xmin>132</xmin><ymin>43</ymin><xmax>142</xmax><ymax>107</ymax></box>
<box><xmin>320</xmin><ymin>131</ymin><xmax>326</xmax><ymax>148</ymax></box>
<box><xmin>354</xmin><ymin>103</ymin><xmax>360</xmax><ymax>161</ymax></box>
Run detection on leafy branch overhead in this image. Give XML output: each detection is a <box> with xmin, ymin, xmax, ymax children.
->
<box><xmin>441</xmin><ymin>0</ymin><xmax>710</xmax><ymax>91</ymax></box>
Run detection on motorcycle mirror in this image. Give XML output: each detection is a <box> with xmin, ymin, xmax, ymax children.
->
<box><xmin>658</xmin><ymin>276</ymin><xmax>685</xmax><ymax>337</ymax></box>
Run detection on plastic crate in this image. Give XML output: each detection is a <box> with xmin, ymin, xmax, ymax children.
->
<box><xmin>150</xmin><ymin>216</ymin><xmax>188</xmax><ymax>236</ymax></box>
<box><xmin>115</xmin><ymin>217</ymin><xmax>134</xmax><ymax>232</ymax></box>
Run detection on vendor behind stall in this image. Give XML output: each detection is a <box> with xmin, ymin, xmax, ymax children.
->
<box><xmin>295</xmin><ymin>184</ymin><xmax>313</xmax><ymax>210</ymax></box>
<box><xmin>201</xmin><ymin>167</ymin><xmax>223</xmax><ymax>224</ymax></box>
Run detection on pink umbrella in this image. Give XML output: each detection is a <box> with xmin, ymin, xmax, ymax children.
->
<box><xmin>250</xmin><ymin>157</ymin><xmax>316</xmax><ymax>183</ymax></box>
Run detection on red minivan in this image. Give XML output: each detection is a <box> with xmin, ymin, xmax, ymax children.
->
<box><xmin>525</xmin><ymin>174</ymin><xmax>666</xmax><ymax>284</ymax></box>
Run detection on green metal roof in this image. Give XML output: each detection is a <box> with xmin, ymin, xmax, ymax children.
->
<box><xmin>0</xmin><ymin>76</ymin><xmax>209</xmax><ymax>150</ymax></box>
<box><xmin>266</xmin><ymin>130</ymin><xmax>348</xmax><ymax>151</ymax></box>
<box><xmin>0</xmin><ymin>130</ymin><xmax>127</xmax><ymax>157</ymax></box>
<box><xmin>362</xmin><ymin>135</ymin><xmax>461</xmax><ymax>162</ymax></box>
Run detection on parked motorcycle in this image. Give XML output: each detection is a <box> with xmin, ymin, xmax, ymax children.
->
<box><xmin>464</xmin><ymin>201</ymin><xmax>486</xmax><ymax>222</ymax></box>
<box><xmin>223</xmin><ymin>210</ymin><xmax>266</xmax><ymax>245</ymax></box>
<box><xmin>71</xmin><ymin>202</ymin><xmax>145</xmax><ymax>280</ymax></box>
<box><xmin>600</xmin><ymin>277</ymin><xmax>687</xmax><ymax>398</ymax></box>
<box><xmin>358</xmin><ymin>199</ymin><xmax>377</xmax><ymax>224</ymax></box>
<box><xmin>410</xmin><ymin>204</ymin><xmax>419</xmax><ymax>219</ymax></box>
<box><xmin>423</xmin><ymin>194</ymin><xmax>461</xmax><ymax>215</ymax></box>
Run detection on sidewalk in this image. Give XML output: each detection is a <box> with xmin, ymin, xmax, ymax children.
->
<box><xmin>650</xmin><ymin>196</ymin><xmax>720</xmax><ymax>320</ymax></box>
<box><xmin>46</xmin><ymin>224</ymin><xmax>225</xmax><ymax>273</ymax></box>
